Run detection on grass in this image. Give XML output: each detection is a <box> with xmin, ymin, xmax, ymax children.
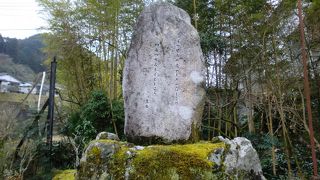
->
<box><xmin>52</xmin><ymin>169</ymin><xmax>76</xmax><ymax>180</ymax></box>
<box><xmin>0</xmin><ymin>92</ymin><xmax>47</xmax><ymax>105</ymax></box>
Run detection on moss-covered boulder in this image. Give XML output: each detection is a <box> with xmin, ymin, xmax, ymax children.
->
<box><xmin>77</xmin><ymin>137</ymin><xmax>265</xmax><ymax>180</ymax></box>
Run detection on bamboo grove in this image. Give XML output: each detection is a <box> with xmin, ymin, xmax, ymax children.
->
<box><xmin>38</xmin><ymin>0</ymin><xmax>145</xmax><ymax>105</ymax></box>
<box><xmin>37</xmin><ymin>0</ymin><xmax>320</xmax><ymax>178</ymax></box>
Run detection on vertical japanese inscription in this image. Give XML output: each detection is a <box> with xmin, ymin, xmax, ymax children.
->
<box><xmin>145</xmin><ymin>43</ymin><xmax>160</xmax><ymax>109</ymax></box>
<box><xmin>175</xmin><ymin>39</ymin><xmax>181</xmax><ymax>104</ymax></box>
<box><xmin>145</xmin><ymin>98</ymin><xmax>149</xmax><ymax>108</ymax></box>
<box><xmin>154</xmin><ymin>43</ymin><xmax>160</xmax><ymax>95</ymax></box>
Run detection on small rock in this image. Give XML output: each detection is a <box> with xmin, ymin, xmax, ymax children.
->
<box><xmin>130</xmin><ymin>146</ymin><xmax>145</xmax><ymax>151</ymax></box>
<box><xmin>77</xmin><ymin>141</ymin><xmax>120</xmax><ymax>180</ymax></box>
<box><xmin>214</xmin><ymin>136</ymin><xmax>266</xmax><ymax>179</ymax></box>
<box><xmin>96</xmin><ymin>132</ymin><xmax>120</xmax><ymax>141</ymax></box>
<box><xmin>208</xmin><ymin>148</ymin><xmax>224</xmax><ymax>167</ymax></box>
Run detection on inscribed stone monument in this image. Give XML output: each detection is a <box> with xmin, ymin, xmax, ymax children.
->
<box><xmin>123</xmin><ymin>2</ymin><xmax>206</xmax><ymax>144</ymax></box>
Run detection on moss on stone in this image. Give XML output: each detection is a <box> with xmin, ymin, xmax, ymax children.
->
<box><xmin>88</xmin><ymin>146</ymin><xmax>101</xmax><ymax>164</ymax></box>
<box><xmin>78</xmin><ymin>140</ymin><xmax>231</xmax><ymax>179</ymax></box>
<box><xmin>93</xmin><ymin>139</ymin><xmax>120</xmax><ymax>144</ymax></box>
<box><xmin>107</xmin><ymin>144</ymin><xmax>130</xmax><ymax>179</ymax></box>
<box><xmin>78</xmin><ymin>137</ymin><xmax>265</xmax><ymax>179</ymax></box>
<box><xmin>77</xmin><ymin>140</ymin><xmax>123</xmax><ymax>179</ymax></box>
<box><xmin>53</xmin><ymin>169</ymin><xmax>76</xmax><ymax>180</ymax></box>
<box><xmin>129</xmin><ymin>141</ymin><xmax>225</xmax><ymax>179</ymax></box>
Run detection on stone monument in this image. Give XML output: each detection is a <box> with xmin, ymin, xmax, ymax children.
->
<box><xmin>123</xmin><ymin>2</ymin><xmax>206</xmax><ymax>144</ymax></box>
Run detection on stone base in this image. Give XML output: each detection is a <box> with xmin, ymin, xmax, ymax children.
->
<box><xmin>125</xmin><ymin>132</ymin><xmax>199</xmax><ymax>146</ymax></box>
<box><xmin>77</xmin><ymin>136</ymin><xmax>265</xmax><ymax>180</ymax></box>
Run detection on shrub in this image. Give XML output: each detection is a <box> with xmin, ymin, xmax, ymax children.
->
<box><xmin>63</xmin><ymin>90</ymin><xmax>125</xmax><ymax>144</ymax></box>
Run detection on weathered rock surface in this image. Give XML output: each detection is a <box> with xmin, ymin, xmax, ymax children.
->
<box><xmin>77</xmin><ymin>137</ymin><xmax>265</xmax><ymax>180</ymax></box>
<box><xmin>123</xmin><ymin>2</ymin><xmax>206</xmax><ymax>144</ymax></box>
<box><xmin>96</xmin><ymin>132</ymin><xmax>120</xmax><ymax>141</ymax></box>
<box><xmin>212</xmin><ymin>136</ymin><xmax>266</xmax><ymax>179</ymax></box>
<box><xmin>77</xmin><ymin>140</ymin><xmax>121</xmax><ymax>180</ymax></box>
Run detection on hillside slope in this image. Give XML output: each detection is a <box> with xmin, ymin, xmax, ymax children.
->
<box><xmin>0</xmin><ymin>54</ymin><xmax>36</xmax><ymax>82</ymax></box>
<box><xmin>0</xmin><ymin>34</ymin><xmax>46</xmax><ymax>75</ymax></box>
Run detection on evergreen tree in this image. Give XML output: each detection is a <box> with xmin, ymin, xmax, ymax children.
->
<box><xmin>0</xmin><ymin>35</ymin><xmax>5</xmax><ymax>53</ymax></box>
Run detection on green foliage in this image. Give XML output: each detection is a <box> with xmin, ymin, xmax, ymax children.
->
<box><xmin>111</xmin><ymin>99</ymin><xmax>125</xmax><ymax>138</ymax></box>
<box><xmin>4</xmin><ymin>38</ymin><xmax>18</xmax><ymax>62</ymax></box>
<box><xmin>81</xmin><ymin>91</ymin><xmax>111</xmax><ymax>132</ymax></box>
<box><xmin>0</xmin><ymin>54</ymin><xmax>36</xmax><ymax>82</ymax></box>
<box><xmin>51</xmin><ymin>142</ymin><xmax>77</xmax><ymax>169</ymax></box>
<box><xmin>63</xmin><ymin>90</ymin><xmax>125</xmax><ymax>144</ymax></box>
<box><xmin>174</xmin><ymin>0</ymin><xmax>221</xmax><ymax>55</ymax></box>
<box><xmin>17</xmin><ymin>34</ymin><xmax>46</xmax><ymax>72</ymax></box>
<box><xmin>244</xmin><ymin>133</ymin><xmax>280</xmax><ymax>151</ymax></box>
<box><xmin>1</xmin><ymin>34</ymin><xmax>45</xmax><ymax>73</ymax></box>
<box><xmin>0</xmin><ymin>35</ymin><xmax>5</xmax><ymax>53</ymax></box>
<box><xmin>243</xmin><ymin>132</ymin><xmax>320</xmax><ymax>179</ymax></box>
<box><xmin>243</xmin><ymin>133</ymin><xmax>283</xmax><ymax>178</ymax></box>
<box><xmin>0</xmin><ymin>34</ymin><xmax>45</xmax><ymax>82</ymax></box>
<box><xmin>52</xmin><ymin>169</ymin><xmax>76</xmax><ymax>180</ymax></box>
<box><xmin>38</xmin><ymin>0</ymin><xmax>145</xmax><ymax>103</ymax></box>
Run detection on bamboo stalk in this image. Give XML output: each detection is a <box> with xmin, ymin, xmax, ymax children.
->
<box><xmin>267</xmin><ymin>96</ymin><xmax>277</xmax><ymax>176</ymax></box>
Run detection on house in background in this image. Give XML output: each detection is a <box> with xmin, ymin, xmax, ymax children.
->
<box><xmin>0</xmin><ymin>73</ymin><xmax>50</xmax><ymax>94</ymax></box>
<box><xmin>19</xmin><ymin>82</ymin><xmax>37</xmax><ymax>94</ymax></box>
<box><xmin>35</xmin><ymin>84</ymin><xmax>49</xmax><ymax>95</ymax></box>
<box><xmin>0</xmin><ymin>73</ymin><xmax>21</xmax><ymax>93</ymax></box>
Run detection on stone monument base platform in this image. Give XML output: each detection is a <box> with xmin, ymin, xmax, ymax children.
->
<box><xmin>72</xmin><ymin>133</ymin><xmax>265</xmax><ymax>180</ymax></box>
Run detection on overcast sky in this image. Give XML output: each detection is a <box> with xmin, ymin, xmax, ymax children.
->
<box><xmin>0</xmin><ymin>0</ymin><xmax>47</xmax><ymax>39</ymax></box>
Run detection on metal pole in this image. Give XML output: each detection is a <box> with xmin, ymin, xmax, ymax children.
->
<box><xmin>38</xmin><ymin>71</ymin><xmax>46</xmax><ymax>112</ymax></box>
<box><xmin>47</xmin><ymin>57</ymin><xmax>57</xmax><ymax>152</ymax></box>
<box><xmin>297</xmin><ymin>0</ymin><xmax>318</xmax><ymax>178</ymax></box>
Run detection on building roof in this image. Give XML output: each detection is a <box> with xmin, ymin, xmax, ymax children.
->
<box><xmin>19</xmin><ymin>82</ymin><xmax>32</xmax><ymax>87</ymax></box>
<box><xmin>0</xmin><ymin>73</ymin><xmax>21</xmax><ymax>83</ymax></box>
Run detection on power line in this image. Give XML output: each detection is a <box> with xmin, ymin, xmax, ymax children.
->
<box><xmin>0</xmin><ymin>3</ymin><xmax>36</xmax><ymax>5</ymax></box>
<box><xmin>0</xmin><ymin>1</ymin><xmax>37</xmax><ymax>4</ymax></box>
<box><xmin>0</xmin><ymin>4</ymin><xmax>36</xmax><ymax>6</ymax></box>
<box><xmin>0</xmin><ymin>29</ymin><xmax>42</xmax><ymax>31</ymax></box>
<box><xmin>0</xmin><ymin>5</ymin><xmax>37</xmax><ymax>8</ymax></box>
<box><xmin>0</xmin><ymin>14</ymin><xmax>38</xmax><ymax>16</ymax></box>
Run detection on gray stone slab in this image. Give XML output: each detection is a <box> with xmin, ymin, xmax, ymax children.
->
<box><xmin>123</xmin><ymin>2</ymin><xmax>205</xmax><ymax>144</ymax></box>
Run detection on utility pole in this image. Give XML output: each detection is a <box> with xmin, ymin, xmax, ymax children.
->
<box><xmin>46</xmin><ymin>57</ymin><xmax>57</xmax><ymax>152</ymax></box>
<box><xmin>297</xmin><ymin>0</ymin><xmax>318</xmax><ymax>178</ymax></box>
